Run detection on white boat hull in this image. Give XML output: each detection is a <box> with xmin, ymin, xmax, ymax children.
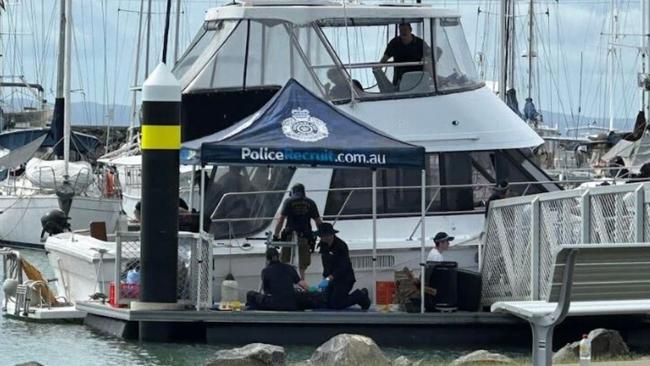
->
<box><xmin>46</xmin><ymin>230</ymin><xmax>479</xmax><ymax>304</ymax></box>
<box><xmin>0</xmin><ymin>195</ymin><xmax>121</xmax><ymax>249</ymax></box>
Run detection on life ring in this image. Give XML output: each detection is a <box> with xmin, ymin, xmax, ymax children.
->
<box><xmin>104</xmin><ymin>171</ymin><xmax>116</xmax><ymax>197</ymax></box>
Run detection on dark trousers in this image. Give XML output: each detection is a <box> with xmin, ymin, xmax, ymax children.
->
<box><xmin>326</xmin><ymin>280</ymin><xmax>366</xmax><ymax>310</ymax></box>
<box><xmin>246</xmin><ymin>291</ymin><xmax>297</xmax><ymax>311</ymax></box>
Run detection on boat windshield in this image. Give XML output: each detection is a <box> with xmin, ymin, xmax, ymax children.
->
<box><xmin>316</xmin><ymin>16</ymin><xmax>481</xmax><ymax>101</ymax></box>
<box><xmin>174</xmin><ymin>17</ymin><xmax>481</xmax><ymax>102</ymax></box>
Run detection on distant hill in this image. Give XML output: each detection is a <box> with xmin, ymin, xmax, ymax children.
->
<box><xmin>540</xmin><ymin>110</ymin><xmax>637</xmax><ymax>135</ymax></box>
<box><xmin>71</xmin><ymin>101</ymin><xmax>131</xmax><ymax>126</ymax></box>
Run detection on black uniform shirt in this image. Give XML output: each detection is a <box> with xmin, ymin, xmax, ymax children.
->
<box><xmin>261</xmin><ymin>261</ymin><xmax>301</xmax><ymax>310</ymax></box>
<box><xmin>281</xmin><ymin>197</ymin><xmax>320</xmax><ymax>236</ymax></box>
<box><xmin>321</xmin><ymin>236</ymin><xmax>356</xmax><ymax>284</ymax></box>
<box><xmin>384</xmin><ymin>35</ymin><xmax>426</xmax><ymax>85</ymax></box>
<box><xmin>485</xmin><ymin>192</ymin><xmax>505</xmax><ymax>217</ymax></box>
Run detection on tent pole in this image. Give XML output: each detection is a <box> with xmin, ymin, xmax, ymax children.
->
<box><xmin>372</xmin><ymin>169</ymin><xmax>377</xmax><ymax>306</ymax></box>
<box><xmin>420</xmin><ymin>169</ymin><xmax>426</xmax><ymax>314</ymax></box>
<box><xmin>189</xmin><ymin>164</ymin><xmax>195</xmax><ymax>210</ymax></box>
<box><xmin>199</xmin><ymin>165</ymin><xmax>206</xmax><ymax>236</ymax></box>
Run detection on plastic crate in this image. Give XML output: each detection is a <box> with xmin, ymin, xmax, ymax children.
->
<box><xmin>376</xmin><ymin>281</ymin><xmax>396</xmax><ymax>305</ymax></box>
<box><xmin>108</xmin><ymin>282</ymin><xmax>140</xmax><ymax>307</ymax></box>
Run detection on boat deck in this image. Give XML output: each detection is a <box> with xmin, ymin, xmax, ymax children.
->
<box><xmin>4</xmin><ymin>302</ymin><xmax>85</xmax><ymax>322</ymax></box>
<box><xmin>76</xmin><ymin>301</ymin><xmax>650</xmax><ymax>347</ymax></box>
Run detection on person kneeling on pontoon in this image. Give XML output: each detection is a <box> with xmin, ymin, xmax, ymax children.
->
<box><xmin>317</xmin><ymin>223</ymin><xmax>371</xmax><ymax>310</ymax></box>
<box><xmin>246</xmin><ymin>248</ymin><xmax>309</xmax><ymax>311</ymax></box>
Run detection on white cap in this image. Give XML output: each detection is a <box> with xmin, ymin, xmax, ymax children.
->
<box><xmin>142</xmin><ymin>63</ymin><xmax>181</xmax><ymax>102</ymax></box>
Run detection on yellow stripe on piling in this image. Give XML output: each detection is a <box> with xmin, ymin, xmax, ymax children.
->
<box><xmin>141</xmin><ymin>125</ymin><xmax>181</xmax><ymax>150</ymax></box>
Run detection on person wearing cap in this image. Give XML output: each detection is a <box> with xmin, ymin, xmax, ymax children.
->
<box><xmin>428</xmin><ymin>232</ymin><xmax>454</xmax><ymax>262</ymax></box>
<box><xmin>274</xmin><ymin>183</ymin><xmax>323</xmax><ymax>280</ymax></box>
<box><xmin>316</xmin><ymin>223</ymin><xmax>371</xmax><ymax>310</ymax></box>
<box><xmin>485</xmin><ymin>181</ymin><xmax>509</xmax><ymax>217</ymax></box>
<box><xmin>246</xmin><ymin>247</ymin><xmax>308</xmax><ymax>311</ymax></box>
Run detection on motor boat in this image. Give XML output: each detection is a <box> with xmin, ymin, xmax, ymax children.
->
<box><xmin>46</xmin><ymin>1</ymin><xmax>557</xmax><ymax>304</ymax></box>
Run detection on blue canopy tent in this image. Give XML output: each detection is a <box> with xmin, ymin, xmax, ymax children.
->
<box><xmin>182</xmin><ymin>79</ymin><xmax>428</xmax><ymax>311</ymax></box>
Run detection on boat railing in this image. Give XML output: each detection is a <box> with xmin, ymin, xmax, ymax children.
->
<box><xmin>113</xmin><ymin>231</ymin><xmax>213</xmax><ymax>310</ymax></box>
<box><xmin>480</xmin><ymin>182</ymin><xmax>650</xmax><ymax>306</ymax></box>
<box><xmin>207</xmin><ymin>179</ymin><xmax>604</xmax><ymax>225</ymax></box>
<box><xmin>199</xmin><ymin>179</ymin><xmax>616</xmax><ymax>247</ymax></box>
<box><xmin>546</xmin><ymin>165</ymin><xmax>640</xmax><ymax>180</ymax></box>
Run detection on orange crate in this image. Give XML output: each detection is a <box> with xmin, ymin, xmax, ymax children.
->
<box><xmin>376</xmin><ymin>281</ymin><xmax>396</xmax><ymax>305</ymax></box>
<box><xmin>108</xmin><ymin>282</ymin><xmax>140</xmax><ymax>307</ymax></box>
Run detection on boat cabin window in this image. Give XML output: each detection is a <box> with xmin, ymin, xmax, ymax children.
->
<box><xmin>325</xmin><ymin>150</ymin><xmax>555</xmax><ymax>218</ymax></box>
<box><xmin>204</xmin><ymin>165</ymin><xmax>295</xmax><ymax>239</ymax></box>
<box><xmin>316</xmin><ymin>18</ymin><xmax>435</xmax><ymax>101</ymax></box>
<box><xmin>177</xmin><ymin>19</ymin><xmax>326</xmax><ymax>95</ymax></box>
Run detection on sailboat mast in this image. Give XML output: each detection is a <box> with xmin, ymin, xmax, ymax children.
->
<box><xmin>173</xmin><ymin>0</ymin><xmax>181</xmax><ymax>64</ymax></box>
<box><xmin>499</xmin><ymin>0</ymin><xmax>507</xmax><ymax>100</ymax></box>
<box><xmin>507</xmin><ymin>0</ymin><xmax>516</xmax><ymax>91</ymax></box>
<box><xmin>51</xmin><ymin>0</ymin><xmax>66</xmax><ymax>158</ymax></box>
<box><xmin>145</xmin><ymin>0</ymin><xmax>152</xmax><ymax>76</ymax></box>
<box><xmin>527</xmin><ymin>0</ymin><xmax>534</xmax><ymax>100</ymax></box>
<box><xmin>56</xmin><ymin>1</ymin><xmax>65</xmax><ymax>104</ymax></box>
<box><xmin>642</xmin><ymin>0</ymin><xmax>650</xmax><ymax>115</ymax></box>
<box><xmin>642</xmin><ymin>0</ymin><xmax>650</xmax><ymax>118</ymax></box>
<box><xmin>608</xmin><ymin>0</ymin><xmax>617</xmax><ymax>131</ymax></box>
<box><xmin>63</xmin><ymin>0</ymin><xmax>72</xmax><ymax>177</ymax></box>
<box><xmin>128</xmin><ymin>0</ymin><xmax>145</xmax><ymax>144</ymax></box>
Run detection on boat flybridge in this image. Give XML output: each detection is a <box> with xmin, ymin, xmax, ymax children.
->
<box><xmin>46</xmin><ymin>1</ymin><xmax>558</xmax><ymax>305</ymax></box>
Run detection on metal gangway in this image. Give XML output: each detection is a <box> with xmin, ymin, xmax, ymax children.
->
<box><xmin>481</xmin><ymin>182</ymin><xmax>650</xmax><ymax>306</ymax></box>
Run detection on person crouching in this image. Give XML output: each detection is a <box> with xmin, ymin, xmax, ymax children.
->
<box><xmin>317</xmin><ymin>223</ymin><xmax>371</xmax><ymax>310</ymax></box>
<box><xmin>246</xmin><ymin>248</ymin><xmax>308</xmax><ymax>311</ymax></box>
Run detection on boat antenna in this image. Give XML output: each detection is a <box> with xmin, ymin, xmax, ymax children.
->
<box><xmin>162</xmin><ymin>0</ymin><xmax>173</xmax><ymax>64</ymax></box>
<box><xmin>576</xmin><ymin>51</ymin><xmax>584</xmax><ymax>139</ymax></box>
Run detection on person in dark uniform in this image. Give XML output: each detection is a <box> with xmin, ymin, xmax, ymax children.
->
<box><xmin>379</xmin><ymin>22</ymin><xmax>430</xmax><ymax>86</ymax></box>
<box><xmin>484</xmin><ymin>181</ymin><xmax>509</xmax><ymax>217</ymax></box>
<box><xmin>246</xmin><ymin>248</ymin><xmax>308</xmax><ymax>311</ymax></box>
<box><xmin>274</xmin><ymin>183</ymin><xmax>323</xmax><ymax>280</ymax></box>
<box><xmin>316</xmin><ymin>223</ymin><xmax>371</xmax><ymax>310</ymax></box>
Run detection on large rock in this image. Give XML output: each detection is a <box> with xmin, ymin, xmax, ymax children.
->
<box><xmin>15</xmin><ymin>363</ymin><xmax>44</xmax><ymax>366</ymax></box>
<box><xmin>450</xmin><ymin>350</ymin><xmax>515</xmax><ymax>366</ymax></box>
<box><xmin>308</xmin><ymin>334</ymin><xmax>391</xmax><ymax>366</ymax></box>
<box><xmin>205</xmin><ymin>343</ymin><xmax>286</xmax><ymax>366</ymax></box>
<box><xmin>392</xmin><ymin>356</ymin><xmax>423</xmax><ymax>366</ymax></box>
<box><xmin>552</xmin><ymin>328</ymin><xmax>630</xmax><ymax>363</ymax></box>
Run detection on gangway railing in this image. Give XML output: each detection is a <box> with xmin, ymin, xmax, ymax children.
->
<box><xmin>481</xmin><ymin>182</ymin><xmax>650</xmax><ymax>306</ymax></box>
<box><xmin>112</xmin><ymin>231</ymin><xmax>213</xmax><ymax>310</ymax></box>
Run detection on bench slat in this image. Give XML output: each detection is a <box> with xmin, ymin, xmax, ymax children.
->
<box><xmin>551</xmin><ymin>263</ymin><xmax>650</xmax><ymax>283</ymax></box>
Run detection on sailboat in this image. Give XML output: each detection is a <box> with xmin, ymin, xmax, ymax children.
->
<box><xmin>0</xmin><ymin>0</ymin><xmax>121</xmax><ymax>249</ymax></box>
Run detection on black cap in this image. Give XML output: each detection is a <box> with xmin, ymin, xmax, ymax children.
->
<box><xmin>266</xmin><ymin>247</ymin><xmax>279</xmax><ymax>262</ymax></box>
<box><xmin>496</xmin><ymin>180</ymin><xmax>509</xmax><ymax>191</ymax></box>
<box><xmin>291</xmin><ymin>183</ymin><xmax>305</xmax><ymax>198</ymax></box>
<box><xmin>433</xmin><ymin>232</ymin><xmax>454</xmax><ymax>244</ymax></box>
<box><xmin>315</xmin><ymin>222</ymin><xmax>339</xmax><ymax>236</ymax></box>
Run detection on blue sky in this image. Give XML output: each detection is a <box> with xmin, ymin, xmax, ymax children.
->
<box><xmin>2</xmin><ymin>0</ymin><xmax>647</xmax><ymax>131</ymax></box>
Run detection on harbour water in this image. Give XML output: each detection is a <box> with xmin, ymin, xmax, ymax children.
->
<box><xmin>1</xmin><ymin>250</ymin><xmax>530</xmax><ymax>365</ymax></box>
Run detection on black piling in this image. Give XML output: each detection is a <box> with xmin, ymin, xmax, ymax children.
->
<box><xmin>137</xmin><ymin>63</ymin><xmax>181</xmax><ymax>342</ymax></box>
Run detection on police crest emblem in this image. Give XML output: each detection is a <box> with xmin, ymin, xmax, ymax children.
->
<box><xmin>281</xmin><ymin>108</ymin><xmax>329</xmax><ymax>142</ymax></box>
